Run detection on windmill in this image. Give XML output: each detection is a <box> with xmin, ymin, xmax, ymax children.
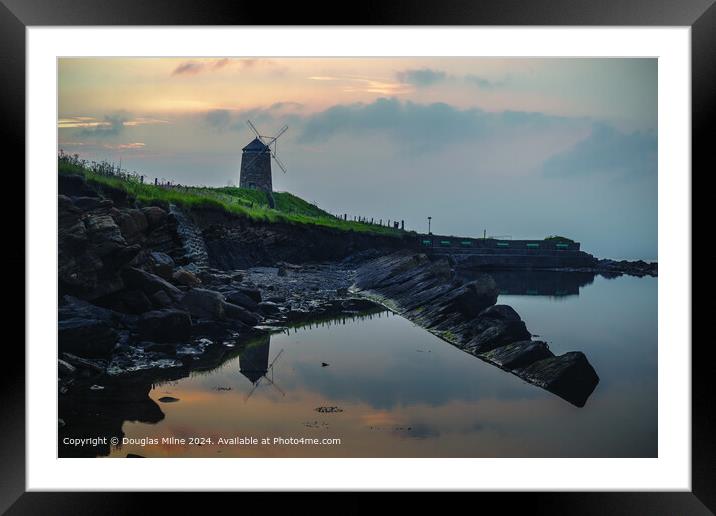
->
<box><xmin>238</xmin><ymin>120</ymin><xmax>288</xmax><ymax>193</ymax></box>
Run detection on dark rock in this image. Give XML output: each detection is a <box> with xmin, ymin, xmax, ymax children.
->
<box><xmin>85</xmin><ymin>214</ymin><xmax>126</xmax><ymax>257</ymax></box>
<box><xmin>341</xmin><ymin>298</ymin><xmax>380</xmax><ymax>312</ymax></box>
<box><xmin>138</xmin><ymin>309</ymin><xmax>192</xmax><ymax>342</ymax></box>
<box><xmin>353</xmin><ymin>251</ymin><xmax>599</xmax><ymax>408</ymax></box>
<box><xmin>58</xmin><ymin>316</ymin><xmax>118</xmax><ymax>357</ymax></box>
<box><xmin>172</xmin><ymin>268</ymin><xmax>202</xmax><ymax>288</ymax></box>
<box><xmin>180</xmin><ymin>288</ymin><xmax>226</xmax><ymax>320</ymax></box>
<box><xmin>58</xmin><ymin>359</ymin><xmax>77</xmax><ymax>377</ymax></box>
<box><xmin>515</xmin><ymin>352</ymin><xmax>600</xmax><ymax>407</ymax></box>
<box><xmin>59</xmin><ymin>173</ymin><xmax>99</xmax><ymax>197</ymax></box>
<box><xmin>148</xmin><ymin>251</ymin><xmax>175</xmax><ymax>280</ymax></box>
<box><xmin>122</xmin><ymin>267</ymin><xmax>182</xmax><ymax>301</ymax></box>
<box><xmin>150</xmin><ymin>290</ymin><xmax>173</xmax><ymax>307</ymax></box>
<box><xmin>126</xmin><ymin>453</ymin><xmax>145</xmax><ymax>458</ymax></box>
<box><xmin>257</xmin><ymin>301</ymin><xmax>281</xmax><ymax>315</ymax></box>
<box><xmin>444</xmin><ymin>279</ymin><xmax>499</xmax><ymax>318</ymax></box>
<box><xmin>99</xmin><ymin>289</ymin><xmax>153</xmax><ymax>315</ymax></box>
<box><xmin>479</xmin><ymin>304</ymin><xmax>521</xmax><ymax>321</ymax></box>
<box><xmin>480</xmin><ymin>340</ymin><xmax>553</xmax><ymax>370</ymax></box>
<box><xmin>464</xmin><ymin>318</ymin><xmax>531</xmax><ymax>354</ymax></box>
<box><xmin>112</xmin><ymin>208</ymin><xmax>148</xmax><ymax>243</ymax></box>
<box><xmin>321</xmin><ymin>362</ymin><xmax>329</xmax><ymax>367</ymax></box>
<box><xmin>223</xmin><ymin>302</ymin><xmax>260</xmax><ymax>326</ymax></box>
<box><xmin>58</xmin><ymin>297</ymin><xmax>124</xmax><ymax>357</ymax></box>
<box><xmin>236</xmin><ymin>287</ymin><xmax>262</xmax><ymax>304</ymax></box>
<box><xmin>141</xmin><ymin>206</ymin><xmax>168</xmax><ymax>229</ymax></box>
<box><xmin>72</xmin><ymin>196</ymin><xmax>103</xmax><ymax>211</ymax></box>
<box><xmin>224</xmin><ymin>290</ymin><xmax>259</xmax><ymax>311</ymax></box>
<box><xmin>277</xmin><ymin>266</ymin><xmax>287</xmax><ymax>277</ymax></box>
<box><xmin>60</xmin><ymin>352</ymin><xmax>106</xmax><ymax>374</ymax></box>
<box><xmin>158</xmin><ymin>396</ymin><xmax>180</xmax><ymax>403</ymax></box>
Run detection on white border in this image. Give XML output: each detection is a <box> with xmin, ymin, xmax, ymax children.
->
<box><xmin>27</xmin><ymin>27</ymin><xmax>690</xmax><ymax>491</ymax></box>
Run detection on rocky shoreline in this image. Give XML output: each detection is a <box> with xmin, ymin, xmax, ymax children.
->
<box><xmin>57</xmin><ymin>172</ymin><xmax>645</xmax><ymax>455</ymax></box>
<box><xmin>352</xmin><ymin>252</ymin><xmax>600</xmax><ymax>407</ymax></box>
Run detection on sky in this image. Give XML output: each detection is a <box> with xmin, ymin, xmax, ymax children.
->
<box><xmin>58</xmin><ymin>57</ymin><xmax>657</xmax><ymax>260</ymax></box>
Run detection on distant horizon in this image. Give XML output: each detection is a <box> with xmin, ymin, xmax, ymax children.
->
<box><xmin>58</xmin><ymin>57</ymin><xmax>657</xmax><ymax>261</ymax></box>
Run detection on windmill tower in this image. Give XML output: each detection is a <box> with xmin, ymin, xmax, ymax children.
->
<box><xmin>239</xmin><ymin>120</ymin><xmax>288</xmax><ymax>193</ymax></box>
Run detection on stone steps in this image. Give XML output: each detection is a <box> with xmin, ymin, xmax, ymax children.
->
<box><xmin>169</xmin><ymin>204</ymin><xmax>210</xmax><ymax>268</ymax></box>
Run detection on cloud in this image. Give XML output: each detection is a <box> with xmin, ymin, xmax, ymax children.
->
<box><xmin>464</xmin><ymin>74</ymin><xmax>508</xmax><ymax>90</ymax></box>
<box><xmin>58</xmin><ymin>141</ymin><xmax>145</xmax><ymax>151</ymax></box>
<box><xmin>297</xmin><ymin>97</ymin><xmax>568</xmax><ymax>150</ymax></box>
<box><xmin>396</xmin><ymin>68</ymin><xmax>447</xmax><ymax>87</ymax></box>
<box><xmin>205</xmin><ymin>109</ymin><xmax>232</xmax><ymax>131</ymax></box>
<box><xmin>75</xmin><ymin>114</ymin><xmax>128</xmax><ymax>138</ymax></box>
<box><xmin>172</xmin><ymin>58</ymin><xmax>230</xmax><ymax>76</ymax></box>
<box><xmin>394</xmin><ymin>69</ymin><xmax>509</xmax><ymax>90</ymax></box>
<box><xmin>171</xmin><ymin>58</ymin><xmax>279</xmax><ymax>76</ymax></box>
<box><xmin>309</xmin><ymin>75</ymin><xmax>411</xmax><ymax>95</ymax></box>
<box><xmin>204</xmin><ymin>103</ymin><xmax>304</xmax><ymax>132</ymax></box>
<box><xmin>542</xmin><ymin>123</ymin><xmax>657</xmax><ymax>177</ymax></box>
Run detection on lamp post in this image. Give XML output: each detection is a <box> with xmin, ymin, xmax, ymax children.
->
<box><xmin>427</xmin><ymin>216</ymin><xmax>432</xmax><ymax>235</ymax></box>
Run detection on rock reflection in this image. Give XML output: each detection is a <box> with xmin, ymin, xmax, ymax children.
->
<box><xmin>458</xmin><ymin>270</ymin><xmax>597</xmax><ymax>298</ymax></box>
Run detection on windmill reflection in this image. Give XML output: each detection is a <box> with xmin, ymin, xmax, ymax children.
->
<box><xmin>239</xmin><ymin>335</ymin><xmax>285</xmax><ymax>401</ymax></box>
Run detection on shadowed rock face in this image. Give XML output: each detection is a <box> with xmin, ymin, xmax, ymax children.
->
<box><xmin>353</xmin><ymin>251</ymin><xmax>600</xmax><ymax>407</ymax></box>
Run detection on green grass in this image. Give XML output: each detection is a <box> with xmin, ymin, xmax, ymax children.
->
<box><xmin>59</xmin><ymin>159</ymin><xmax>408</xmax><ymax>237</ymax></box>
<box><xmin>544</xmin><ymin>235</ymin><xmax>575</xmax><ymax>243</ymax></box>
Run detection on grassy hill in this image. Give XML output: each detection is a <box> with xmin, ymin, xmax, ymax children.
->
<box><xmin>58</xmin><ymin>156</ymin><xmax>405</xmax><ymax>237</ymax></box>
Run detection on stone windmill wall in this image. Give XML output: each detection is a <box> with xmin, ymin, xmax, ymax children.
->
<box><xmin>239</xmin><ymin>138</ymin><xmax>272</xmax><ymax>192</ymax></box>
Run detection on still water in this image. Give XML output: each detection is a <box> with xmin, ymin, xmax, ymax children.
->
<box><xmin>110</xmin><ymin>272</ymin><xmax>657</xmax><ymax>458</ymax></box>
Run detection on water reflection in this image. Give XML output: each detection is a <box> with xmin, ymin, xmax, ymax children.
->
<box><xmin>458</xmin><ymin>269</ymin><xmax>597</xmax><ymax>297</ymax></box>
<box><xmin>60</xmin><ymin>275</ymin><xmax>656</xmax><ymax>458</ymax></box>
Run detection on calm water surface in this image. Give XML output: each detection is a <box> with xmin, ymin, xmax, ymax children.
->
<box><xmin>110</xmin><ymin>272</ymin><xmax>657</xmax><ymax>458</ymax></box>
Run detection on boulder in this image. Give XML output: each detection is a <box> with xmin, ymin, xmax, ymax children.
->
<box><xmin>180</xmin><ymin>288</ymin><xmax>226</xmax><ymax>320</ymax></box>
<box><xmin>71</xmin><ymin>196</ymin><xmax>103</xmax><ymax>211</ymax></box>
<box><xmin>100</xmin><ymin>289</ymin><xmax>153</xmax><ymax>315</ymax></box>
<box><xmin>479</xmin><ymin>304</ymin><xmax>521</xmax><ymax>321</ymax></box>
<box><xmin>138</xmin><ymin>309</ymin><xmax>192</xmax><ymax>342</ymax></box>
<box><xmin>480</xmin><ymin>340</ymin><xmax>553</xmax><ymax>370</ymax></box>
<box><xmin>58</xmin><ymin>317</ymin><xmax>117</xmax><ymax>358</ymax></box>
<box><xmin>224</xmin><ymin>290</ymin><xmax>258</xmax><ymax>311</ymax></box>
<box><xmin>112</xmin><ymin>208</ymin><xmax>148</xmax><ymax>243</ymax></box>
<box><xmin>172</xmin><ymin>268</ymin><xmax>202</xmax><ymax>288</ymax></box>
<box><xmin>447</xmin><ymin>279</ymin><xmax>499</xmax><ymax>318</ymax></box>
<box><xmin>148</xmin><ymin>251</ymin><xmax>175</xmax><ymax>280</ymax></box>
<box><xmin>141</xmin><ymin>206</ymin><xmax>168</xmax><ymax>229</ymax></box>
<box><xmin>150</xmin><ymin>290</ymin><xmax>173</xmax><ymax>307</ymax></box>
<box><xmin>464</xmin><ymin>318</ymin><xmax>531</xmax><ymax>354</ymax></box>
<box><xmin>515</xmin><ymin>352</ymin><xmax>600</xmax><ymax>407</ymax></box>
<box><xmin>258</xmin><ymin>301</ymin><xmax>281</xmax><ymax>315</ymax></box>
<box><xmin>58</xmin><ymin>297</ymin><xmax>126</xmax><ymax>357</ymax></box>
<box><xmin>84</xmin><ymin>214</ymin><xmax>126</xmax><ymax>256</ymax></box>
<box><xmin>122</xmin><ymin>267</ymin><xmax>182</xmax><ymax>302</ymax></box>
<box><xmin>235</xmin><ymin>287</ymin><xmax>262</xmax><ymax>304</ymax></box>
<box><xmin>223</xmin><ymin>302</ymin><xmax>260</xmax><ymax>326</ymax></box>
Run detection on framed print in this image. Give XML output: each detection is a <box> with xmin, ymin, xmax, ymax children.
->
<box><xmin>4</xmin><ymin>0</ymin><xmax>711</xmax><ymax>511</ymax></box>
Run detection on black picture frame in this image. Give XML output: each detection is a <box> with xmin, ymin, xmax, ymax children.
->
<box><xmin>3</xmin><ymin>0</ymin><xmax>709</xmax><ymax>511</ymax></box>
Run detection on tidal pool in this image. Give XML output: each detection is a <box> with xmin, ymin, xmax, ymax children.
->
<box><xmin>107</xmin><ymin>271</ymin><xmax>657</xmax><ymax>458</ymax></box>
